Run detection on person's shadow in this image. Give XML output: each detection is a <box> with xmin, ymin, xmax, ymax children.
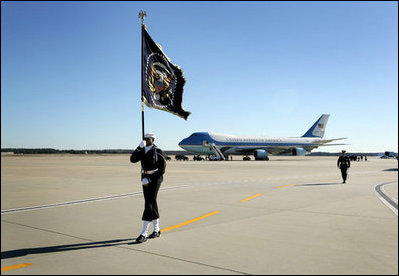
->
<box><xmin>295</xmin><ymin>182</ymin><xmax>341</xmax><ymax>187</ymax></box>
<box><xmin>383</xmin><ymin>168</ymin><xmax>398</xmax><ymax>172</ymax></box>
<box><xmin>1</xmin><ymin>238</ymin><xmax>137</xmax><ymax>259</ymax></box>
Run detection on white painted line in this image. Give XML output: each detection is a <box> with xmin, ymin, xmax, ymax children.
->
<box><xmin>372</xmin><ymin>182</ymin><xmax>398</xmax><ymax>216</ymax></box>
<box><xmin>381</xmin><ymin>184</ymin><xmax>398</xmax><ymax>205</ymax></box>
<box><xmin>1</xmin><ymin>185</ymin><xmax>189</xmax><ymax>215</ymax></box>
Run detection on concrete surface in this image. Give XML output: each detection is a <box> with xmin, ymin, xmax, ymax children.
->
<box><xmin>1</xmin><ymin>155</ymin><xmax>398</xmax><ymax>274</ymax></box>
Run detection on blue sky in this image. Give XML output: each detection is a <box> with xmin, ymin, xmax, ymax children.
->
<box><xmin>1</xmin><ymin>1</ymin><xmax>398</xmax><ymax>152</ymax></box>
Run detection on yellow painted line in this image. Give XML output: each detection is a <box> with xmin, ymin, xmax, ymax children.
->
<box><xmin>240</xmin><ymin>193</ymin><xmax>262</xmax><ymax>202</ymax></box>
<box><xmin>161</xmin><ymin>211</ymin><xmax>221</xmax><ymax>232</ymax></box>
<box><xmin>1</xmin><ymin>263</ymin><xmax>33</xmax><ymax>272</ymax></box>
<box><xmin>274</xmin><ymin>184</ymin><xmax>296</xmax><ymax>188</ymax></box>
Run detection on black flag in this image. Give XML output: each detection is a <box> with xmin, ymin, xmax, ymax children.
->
<box><xmin>142</xmin><ymin>26</ymin><xmax>190</xmax><ymax>120</ymax></box>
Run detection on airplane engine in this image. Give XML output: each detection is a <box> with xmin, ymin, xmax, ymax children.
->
<box><xmin>254</xmin><ymin>149</ymin><xmax>269</xmax><ymax>160</ymax></box>
<box><xmin>292</xmin><ymin>147</ymin><xmax>307</xmax><ymax>156</ymax></box>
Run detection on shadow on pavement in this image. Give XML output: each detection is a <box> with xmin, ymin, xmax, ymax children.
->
<box><xmin>383</xmin><ymin>168</ymin><xmax>398</xmax><ymax>172</ymax></box>
<box><xmin>1</xmin><ymin>238</ymin><xmax>134</xmax><ymax>259</ymax></box>
<box><xmin>296</xmin><ymin>182</ymin><xmax>341</xmax><ymax>187</ymax></box>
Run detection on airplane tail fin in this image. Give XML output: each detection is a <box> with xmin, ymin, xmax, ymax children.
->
<box><xmin>302</xmin><ymin>114</ymin><xmax>329</xmax><ymax>138</ymax></box>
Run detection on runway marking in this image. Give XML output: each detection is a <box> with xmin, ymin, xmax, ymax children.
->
<box><xmin>240</xmin><ymin>193</ymin><xmax>262</xmax><ymax>202</ymax></box>
<box><xmin>1</xmin><ymin>263</ymin><xmax>33</xmax><ymax>272</ymax></box>
<box><xmin>161</xmin><ymin>211</ymin><xmax>221</xmax><ymax>233</ymax></box>
<box><xmin>373</xmin><ymin>181</ymin><xmax>398</xmax><ymax>216</ymax></box>
<box><xmin>274</xmin><ymin>184</ymin><xmax>296</xmax><ymax>188</ymax></box>
<box><xmin>1</xmin><ymin>185</ymin><xmax>189</xmax><ymax>215</ymax></box>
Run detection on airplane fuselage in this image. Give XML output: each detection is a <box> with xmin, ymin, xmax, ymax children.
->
<box><xmin>178</xmin><ymin>132</ymin><xmax>321</xmax><ymax>155</ymax></box>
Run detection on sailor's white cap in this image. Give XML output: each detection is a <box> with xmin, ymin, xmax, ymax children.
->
<box><xmin>144</xmin><ymin>133</ymin><xmax>155</xmax><ymax>139</ymax></box>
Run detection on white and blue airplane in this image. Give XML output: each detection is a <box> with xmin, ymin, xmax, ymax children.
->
<box><xmin>178</xmin><ymin>114</ymin><xmax>346</xmax><ymax>160</ymax></box>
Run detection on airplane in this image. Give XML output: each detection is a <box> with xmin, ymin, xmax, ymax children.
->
<box><xmin>178</xmin><ymin>114</ymin><xmax>346</xmax><ymax>160</ymax></box>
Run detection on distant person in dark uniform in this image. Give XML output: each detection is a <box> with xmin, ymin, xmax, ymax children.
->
<box><xmin>130</xmin><ymin>133</ymin><xmax>166</xmax><ymax>243</ymax></box>
<box><xmin>337</xmin><ymin>150</ymin><xmax>350</xmax><ymax>183</ymax></box>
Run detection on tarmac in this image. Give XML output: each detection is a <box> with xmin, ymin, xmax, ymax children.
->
<box><xmin>1</xmin><ymin>155</ymin><xmax>398</xmax><ymax>275</ymax></box>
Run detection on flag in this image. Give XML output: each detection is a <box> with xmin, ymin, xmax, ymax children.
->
<box><xmin>142</xmin><ymin>26</ymin><xmax>191</xmax><ymax>120</ymax></box>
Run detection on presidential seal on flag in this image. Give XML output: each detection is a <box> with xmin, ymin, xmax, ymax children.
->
<box><xmin>142</xmin><ymin>26</ymin><xmax>190</xmax><ymax>120</ymax></box>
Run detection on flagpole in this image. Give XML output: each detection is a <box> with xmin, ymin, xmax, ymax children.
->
<box><xmin>139</xmin><ymin>11</ymin><xmax>147</xmax><ymax>140</ymax></box>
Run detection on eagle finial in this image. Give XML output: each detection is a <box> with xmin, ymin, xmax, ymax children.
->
<box><xmin>138</xmin><ymin>10</ymin><xmax>147</xmax><ymax>26</ymax></box>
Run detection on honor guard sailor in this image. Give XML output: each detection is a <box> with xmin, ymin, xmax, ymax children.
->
<box><xmin>130</xmin><ymin>133</ymin><xmax>166</xmax><ymax>243</ymax></box>
<box><xmin>337</xmin><ymin>150</ymin><xmax>350</xmax><ymax>184</ymax></box>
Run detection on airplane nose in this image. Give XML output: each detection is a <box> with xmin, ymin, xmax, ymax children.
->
<box><xmin>178</xmin><ymin>138</ymin><xmax>186</xmax><ymax>147</ymax></box>
<box><xmin>178</xmin><ymin>137</ymin><xmax>192</xmax><ymax>150</ymax></box>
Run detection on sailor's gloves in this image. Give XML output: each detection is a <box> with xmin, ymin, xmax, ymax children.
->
<box><xmin>142</xmin><ymin>178</ymin><xmax>149</xmax><ymax>186</ymax></box>
<box><xmin>138</xmin><ymin>140</ymin><xmax>145</xmax><ymax>148</ymax></box>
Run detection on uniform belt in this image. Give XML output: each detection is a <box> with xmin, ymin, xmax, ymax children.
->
<box><xmin>142</xmin><ymin>168</ymin><xmax>158</xmax><ymax>175</ymax></box>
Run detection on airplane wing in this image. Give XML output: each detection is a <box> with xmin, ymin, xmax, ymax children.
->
<box><xmin>314</xmin><ymin>137</ymin><xmax>347</xmax><ymax>144</ymax></box>
<box><xmin>316</xmin><ymin>143</ymin><xmax>347</xmax><ymax>146</ymax></box>
<box><xmin>222</xmin><ymin>137</ymin><xmax>348</xmax><ymax>155</ymax></box>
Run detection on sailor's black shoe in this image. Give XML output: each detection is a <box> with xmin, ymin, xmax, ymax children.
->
<box><xmin>136</xmin><ymin>234</ymin><xmax>147</xmax><ymax>243</ymax></box>
<box><xmin>148</xmin><ymin>231</ymin><xmax>161</xmax><ymax>239</ymax></box>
